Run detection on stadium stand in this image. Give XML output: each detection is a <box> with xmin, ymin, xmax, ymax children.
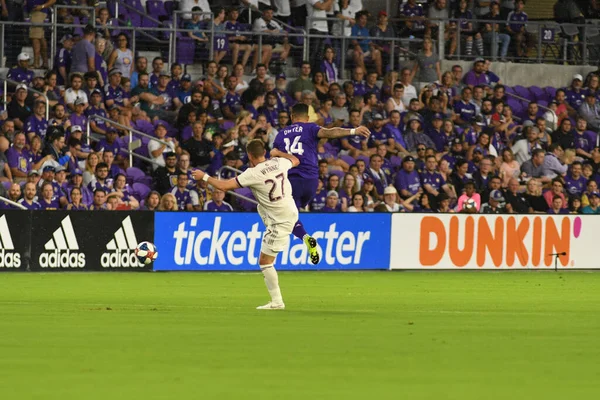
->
<box><xmin>1</xmin><ymin>0</ymin><xmax>600</xmax><ymax>214</ymax></box>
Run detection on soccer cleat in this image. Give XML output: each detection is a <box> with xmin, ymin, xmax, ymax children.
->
<box><xmin>304</xmin><ymin>236</ymin><xmax>320</xmax><ymax>265</ymax></box>
<box><xmin>256</xmin><ymin>302</ymin><xmax>285</xmax><ymax>310</ymax></box>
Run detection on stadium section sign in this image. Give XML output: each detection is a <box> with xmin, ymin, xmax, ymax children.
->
<box><xmin>0</xmin><ymin>211</ymin><xmax>32</xmax><ymax>271</ymax></box>
<box><xmin>153</xmin><ymin>213</ymin><xmax>391</xmax><ymax>271</ymax></box>
<box><xmin>30</xmin><ymin>212</ymin><xmax>154</xmax><ymax>271</ymax></box>
<box><xmin>391</xmin><ymin>214</ymin><xmax>598</xmax><ymax>270</ymax></box>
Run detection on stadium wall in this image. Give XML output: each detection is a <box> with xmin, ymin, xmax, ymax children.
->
<box><xmin>1</xmin><ymin>211</ymin><xmax>598</xmax><ymax>272</ymax></box>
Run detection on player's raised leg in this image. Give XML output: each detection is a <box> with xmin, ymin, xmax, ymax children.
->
<box><xmin>288</xmin><ymin>175</ymin><xmax>320</xmax><ymax>265</ymax></box>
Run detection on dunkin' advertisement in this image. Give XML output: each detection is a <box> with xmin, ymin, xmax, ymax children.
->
<box><xmin>390</xmin><ymin>214</ymin><xmax>597</xmax><ymax>269</ymax></box>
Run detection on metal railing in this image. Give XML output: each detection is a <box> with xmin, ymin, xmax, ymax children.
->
<box><xmin>88</xmin><ymin>114</ymin><xmax>170</xmax><ymax>167</ymax></box>
<box><xmin>216</xmin><ymin>165</ymin><xmax>258</xmax><ymax>205</ymax></box>
<box><xmin>2</xmin><ymin>78</ymin><xmax>50</xmax><ymax>120</ymax></box>
<box><xmin>0</xmin><ymin>196</ymin><xmax>27</xmax><ymax>210</ymax></box>
<box><xmin>51</xmin><ymin>5</ymin><xmax>97</xmax><ymax>70</ymax></box>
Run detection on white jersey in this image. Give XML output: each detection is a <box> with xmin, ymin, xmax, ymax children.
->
<box><xmin>236</xmin><ymin>157</ymin><xmax>298</xmax><ymax>225</ymax></box>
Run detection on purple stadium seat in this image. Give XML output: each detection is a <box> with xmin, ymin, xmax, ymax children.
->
<box><xmin>529</xmin><ymin>86</ymin><xmax>545</xmax><ymax>102</ymax></box>
<box><xmin>125</xmin><ymin>0</ymin><xmax>145</xmax><ymax>13</ymax></box>
<box><xmin>234</xmin><ymin>188</ymin><xmax>257</xmax><ymax>211</ymax></box>
<box><xmin>340</xmin><ymin>154</ymin><xmax>355</xmax><ymax>166</ymax></box>
<box><xmin>126</xmin><ymin>167</ymin><xmax>145</xmax><ymax>181</ymax></box>
<box><xmin>177</xmin><ymin>37</ymin><xmax>196</xmax><ymax>65</ymax></box>
<box><xmin>164</xmin><ymin>1</ymin><xmax>176</xmax><ymax>16</ymax></box>
<box><xmin>544</xmin><ymin>86</ymin><xmax>557</xmax><ymax>100</ymax></box>
<box><xmin>513</xmin><ymin>85</ymin><xmax>531</xmax><ymax>100</ymax></box>
<box><xmin>537</xmin><ymin>100</ymin><xmax>549</xmax><ymax>108</ymax></box>
<box><xmin>132</xmin><ymin>183</ymin><xmax>151</xmax><ymax>201</ymax></box>
<box><xmin>329</xmin><ymin>170</ymin><xmax>345</xmax><ymax>179</ymax></box>
<box><xmin>2</xmin><ymin>181</ymin><xmax>11</xmax><ymax>191</ymax></box>
<box><xmin>505</xmin><ymin>86</ymin><xmax>515</xmax><ymax>95</ymax></box>
<box><xmin>357</xmin><ymin>154</ymin><xmax>370</xmax><ymax>167</ymax></box>
<box><xmin>323</xmin><ymin>142</ymin><xmax>338</xmax><ymax>156</ymax></box>
<box><xmin>109</xmin><ymin>18</ymin><xmax>121</xmax><ymax>37</ymax></box>
<box><xmin>147</xmin><ymin>0</ymin><xmax>167</xmax><ymax>19</ymax></box>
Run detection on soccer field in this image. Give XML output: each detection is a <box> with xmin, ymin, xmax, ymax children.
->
<box><xmin>1</xmin><ymin>272</ymin><xmax>599</xmax><ymax>399</ymax></box>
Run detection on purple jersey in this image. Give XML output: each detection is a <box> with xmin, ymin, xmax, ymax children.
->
<box><xmin>171</xmin><ymin>187</ymin><xmax>193</xmax><ymax>210</ymax></box>
<box><xmin>150</xmin><ymin>73</ymin><xmax>160</xmax><ymax>88</ymax></box>
<box><xmin>462</xmin><ymin>127</ymin><xmax>479</xmax><ymax>146</ymax></box>
<box><xmin>507</xmin><ymin>11</ymin><xmax>528</xmax><ymax>33</ymax></box>
<box><xmin>455</xmin><ymin>9</ymin><xmax>474</xmax><ymax>31</ymax></box>
<box><xmin>95</xmin><ymin>139</ymin><xmax>121</xmax><ymax>156</ymax></box>
<box><xmin>104</xmin><ymin>84</ymin><xmax>128</xmax><ymax>107</ymax></box>
<box><xmin>426</xmin><ymin>128</ymin><xmax>447</xmax><ymax>152</ymax></box>
<box><xmin>6</xmin><ymin>147</ymin><xmax>31</xmax><ymax>174</ymax></box>
<box><xmin>86</xmin><ymin>106</ymin><xmax>109</xmax><ymax>130</ymax></box>
<box><xmin>221</xmin><ymin>91</ymin><xmax>242</xmax><ymax>115</ymax></box>
<box><xmin>564</xmin><ymin>174</ymin><xmax>587</xmax><ymax>196</ymax></box>
<box><xmin>273</xmin><ymin>90</ymin><xmax>294</xmax><ymax>113</ymax></box>
<box><xmin>7</xmin><ymin>67</ymin><xmax>34</xmax><ymax>84</ymax></box>
<box><xmin>95</xmin><ymin>53</ymin><xmax>108</xmax><ymax>85</ymax></box>
<box><xmin>565</xmin><ymin>88</ymin><xmax>587</xmax><ymax>109</ymax></box>
<box><xmin>204</xmin><ymin>200</ymin><xmax>233</xmax><ymax>212</ymax></box>
<box><xmin>352</xmin><ymin>80</ymin><xmax>367</xmax><ymax>97</ymax></box>
<box><xmin>463</xmin><ymin>71</ymin><xmax>491</xmax><ymax>87</ymax></box>
<box><xmin>395</xmin><ymin>169</ymin><xmax>421</xmax><ymax>195</ymax></box>
<box><xmin>152</xmin><ymin>87</ymin><xmax>176</xmax><ymax>110</ymax></box>
<box><xmin>400</xmin><ymin>3</ymin><xmax>425</xmax><ymax>31</ymax></box>
<box><xmin>54</xmin><ymin>48</ymin><xmax>71</xmax><ymax>85</ymax></box>
<box><xmin>369</xmin><ymin>127</ymin><xmax>390</xmax><ymax>147</ymax></box>
<box><xmin>25</xmin><ymin>115</ymin><xmax>48</xmax><ymax>139</ymax></box>
<box><xmin>40</xmin><ymin>198</ymin><xmax>61</xmax><ymax>210</ymax></box>
<box><xmin>18</xmin><ymin>199</ymin><xmax>42</xmax><ymax>210</ymax></box>
<box><xmin>309</xmin><ymin>189</ymin><xmax>327</xmax><ymax>211</ymax></box>
<box><xmin>273</xmin><ymin>122</ymin><xmax>321</xmax><ymax>179</ymax></box>
<box><xmin>262</xmin><ymin>107</ymin><xmax>279</xmax><ymax>127</ymax></box>
<box><xmin>69</xmin><ymin>113</ymin><xmax>88</xmax><ymax>129</ymax></box>
<box><xmin>346</xmin><ymin>134</ymin><xmax>367</xmax><ymax>150</ymax></box>
<box><xmin>420</xmin><ymin>170</ymin><xmax>446</xmax><ymax>190</ymax></box>
<box><xmin>574</xmin><ymin>131</ymin><xmax>596</xmax><ymax>153</ymax></box>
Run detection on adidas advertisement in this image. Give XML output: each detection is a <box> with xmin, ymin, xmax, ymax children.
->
<box><xmin>0</xmin><ymin>212</ymin><xmax>31</xmax><ymax>271</ymax></box>
<box><xmin>30</xmin><ymin>212</ymin><xmax>154</xmax><ymax>271</ymax></box>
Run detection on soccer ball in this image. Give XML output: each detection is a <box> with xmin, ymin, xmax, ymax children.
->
<box><xmin>463</xmin><ymin>198</ymin><xmax>477</xmax><ymax>214</ymax></box>
<box><xmin>135</xmin><ymin>241</ymin><xmax>158</xmax><ymax>265</ymax></box>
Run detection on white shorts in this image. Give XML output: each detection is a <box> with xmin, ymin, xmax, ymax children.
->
<box><xmin>258</xmin><ymin>207</ymin><xmax>295</xmax><ymax>257</ymax></box>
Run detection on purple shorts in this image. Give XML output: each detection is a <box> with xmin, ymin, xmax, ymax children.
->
<box><xmin>289</xmin><ymin>175</ymin><xmax>319</xmax><ymax>209</ymax></box>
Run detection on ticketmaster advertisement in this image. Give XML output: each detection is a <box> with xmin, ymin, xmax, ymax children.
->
<box><xmin>29</xmin><ymin>212</ymin><xmax>155</xmax><ymax>271</ymax></box>
<box><xmin>153</xmin><ymin>213</ymin><xmax>391</xmax><ymax>271</ymax></box>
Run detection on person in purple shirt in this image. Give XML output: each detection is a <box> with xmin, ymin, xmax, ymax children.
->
<box><xmin>7</xmin><ymin>53</ymin><xmax>35</xmax><ymax>85</ymax></box>
<box><xmin>104</xmin><ymin>68</ymin><xmax>130</xmax><ymax>110</ymax></box>
<box><xmin>308</xmin><ymin>180</ymin><xmax>327</xmax><ymax>211</ymax></box>
<box><xmin>68</xmin><ymin>169</ymin><xmax>93</xmax><ymax>206</ymax></box>
<box><xmin>574</xmin><ymin>117</ymin><xmax>597</xmax><ymax>159</ymax></box>
<box><xmin>321</xmin><ymin>191</ymin><xmax>342</xmax><ymax>212</ymax></box>
<box><xmin>6</xmin><ymin>133</ymin><xmax>32</xmax><ymax>179</ymax></box>
<box><xmin>565</xmin><ymin>74</ymin><xmax>587</xmax><ymax>110</ymax></box>
<box><xmin>384</xmin><ymin>110</ymin><xmax>408</xmax><ymax>151</ymax></box>
<box><xmin>274</xmin><ymin>74</ymin><xmax>294</xmax><ymax>113</ymax></box>
<box><xmin>351</xmin><ymin>67</ymin><xmax>368</xmax><ymax>98</ymax></box>
<box><xmin>564</xmin><ymin>161</ymin><xmax>587</xmax><ymax>197</ymax></box>
<box><xmin>368</xmin><ymin>114</ymin><xmax>394</xmax><ymax>151</ymax></box>
<box><xmin>399</xmin><ymin>0</ymin><xmax>426</xmax><ymax>37</ymax></box>
<box><xmin>320</xmin><ymin>47</ymin><xmax>339</xmax><ymax>84</ymax></box>
<box><xmin>86</xmin><ymin>89</ymin><xmax>109</xmax><ymax>135</ymax></box>
<box><xmin>204</xmin><ymin>188</ymin><xmax>233</xmax><ymax>212</ymax></box>
<box><xmin>39</xmin><ymin>182</ymin><xmax>62</xmax><ymax>210</ymax></box>
<box><xmin>170</xmin><ymin>172</ymin><xmax>194</xmax><ymax>211</ymax></box>
<box><xmin>463</xmin><ymin>60</ymin><xmax>491</xmax><ymax>88</ymax></box>
<box><xmin>421</xmin><ymin>155</ymin><xmax>454</xmax><ymax>207</ymax></box>
<box><xmin>95</xmin><ymin>129</ymin><xmax>121</xmax><ymax>157</ymax></box>
<box><xmin>54</xmin><ymin>35</ymin><xmax>74</xmax><ymax>86</ymax></box>
<box><xmin>506</xmin><ymin>0</ymin><xmax>530</xmax><ymax>58</ymax></box>
<box><xmin>24</xmin><ymin>99</ymin><xmax>48</xmax><ymax>141</ymax></box>
<box><xmin>261</xmin><ymin>93</ymin><xmax>280</xmax><ymax>127</ymax></box>
<box><xmin>426</xmin><ymin>114</ymin><xmax>447</xmax><ymax>152</ymax></box>
<box><xmin>547</xmin><ymin>195</ymin><xmax>570</xmax><ymax>214</ymax></box>
<box><xmin>271</xmin><ymin>103</ymin><xmax>370</xmax><ymax>247</ymax></box>
<box><xmin>18</xmin><ymin>182</ymin><xmax>42</xmax><ymax>210</ymax></box>
<box><xmin>395</xmin><ymin>155</ymin><xmax>422</xmax><ymax>198</ymax></box>
<box><xmin>454</xmin><ymin>87</ymin><xmax>477</xmax><ymax>126</ymax></box>
<box><xmin>69</xmin><ymin>98</ymin><xmax>88</xmax><ymax>129</ymax></box>
<box><xmin>220</xmin><ymin>75</ymin><xmax>243</xmax><ymax>122</ymax></box>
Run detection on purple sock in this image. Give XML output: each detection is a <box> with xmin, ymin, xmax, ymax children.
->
<box><xmin>292</xmin><ymin>220</ymin><xmax>308</xmax><ymax>239</ymax></box>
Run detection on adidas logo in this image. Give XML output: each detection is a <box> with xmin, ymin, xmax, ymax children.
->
<box><xmin>39</xmin><ymin>215</ymin><xmax>85</xmax><ymax>268</ymax></box>
<box><xmin>0</xmin><ymin>215</ymin><xmax>21</xmax><ymax>268</ymax></box>
<box><xmin>101</xmin><ymin>216</ymin><xmax>144</xmax><ymax>268</ymax></box>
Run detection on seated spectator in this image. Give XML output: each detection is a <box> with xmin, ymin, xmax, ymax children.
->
<box><xmin>386</xmin><ymin>84</ymin><xmax>407</xmax><ymax>115</ymax></box>
<box><xmin>104</xmin><ymin>68</ymin><xmax>131</xmax><ymax>115</ymax></box>
<box><xmin>8</xmin><ymin>53</ymin><xmax>34</xmax><ymax>85</ymax></box>
<box><xmin>582</xmin><ymin>191</ymin><xmax>600</xmax><ymax>214</ymax></box>
<box><xmin>185</xmin><ymin>7</ymin><xmax>210</xmax><ymax>48</ymax></box>
<box><xmin>453</xmin><ymin>0</ymin><xmax>484</xmax><ymax>57</ymax></box>
<box><xmin>6</xmin><ymin>132</ymin><xmax>31</xmax><ymax>180</ymax></box>
<box><xmin>421</xmin><ymin>155</ymin><xmax>456</xmax><ymax>207</ymax></box>
<box><xmin>506</xmin><ymin>0</ymin><xmax>534</xmax><ymax>59</ymax></box>
<box><xmin>64</xmin><ymin>73</ymin><xmax>88</xmax><ymax>112</ymax></box>
<box><xmin>398</xmin><ymin>0</ymin><xmax>426</xmax><ymax>39</ymax></box>
<box><xmin>578</xmin><ymin>93</ymin><xmax>600</xmax><ymax>131</ymax></box>
<box><xmin>321</xmin><ymin>190</ymin><xmax>342</xmax><ymax>212</ymax></box>
<box><xmin>39</xmin><ymin>182</ymin><xmax>61</xmax><ymax>210</ymax></box>
<box><xmin>86</xmin><ymin>89</ymin><xmax>109</xmax><ymax>135</ymax></box>
<box><xmin>482</xmin><ymin>2</ymin><xmax>510</xmax><ymax>61</ymax></box>
<box><xmin>253</xmin><ymin>6</ymin><xmax>291</xmax><ymax>67</ymax></box>
<box><xmin>366</xmin><ymin>154</ymin><xmax>390</xmax><ymax>197</ymax></box>
<box><xmin>565</xmin><ymin>74</ymin><xmax>587</xmax><ymax>111</ymax></box>
<box><xmin>340</xmin><ymin>109</ymin><xmax>371</xmax><ymax>157</ymax></box>
<box><xmin>262</xmin><ymin>92</ymin><xmax>280</xmax><ymax>127</ymax></box>
<box><xmin>149</xmin><ymin>124</ymin><xmax>178</xmax><ymax>170</ymax></box>
<box><xmin>7</xmin><ymin>84</ymin><xmax>32</xmax><ymax>131</ymax></box>
<box><xmin>547</xmin><ymin>195</ymin><xmax>569</xmax><ymax>214</ymax></box>
<box><xmin>169</xmin><ymin>172</ymin><xmax>194</xmax><ymax>211</ymax></box>
<box><xmin>18</xmin><ymin>182</ymin><xmax>42</xmax><ymax>210</ymax></box>
<box><xmin>456</xmin><ymin>181</ymin><xmax>482</xmax><ymax>212</ymax></box>
<box><xmin>480</xmin><ymin>189</ymin><xmax>509</xmax><ymax>214</ymax></box>
<box><xmin>204</xmin><ymin>188</ymin><xmax>233</xmax><ymax>211</ymax></box>
<box><xmin>68</xmin><ymin>98</ymin><xmax>88</xmax><ymax>130</ymax></box>
<box><xmin>551</xmin><ymin>119</ymin><xmax>575</xmax><ymax>151</ymax></box>
<box><xmin>321</xmin><ymin>47</ymin><xmax>339</xmax><ymax>84</ymax></box>
<box><xmin>149</xmin><ymin>57</ymin><xmax>164</xmax><ymax>88</ymax></box>
<box><xmin>463</xmin><ymin>59</ymin><xmax>492</xmax><ymax>89</ymax></box>
<box><xmin>331</xmin><ymin>93</ymin><xmax>350</xmax><ymax>124</ymax></box>
<box><xmin>573</xmin><ymin>118</ymin><xmax>595</xmax><ymax>160</ymax></box>
<box><xmin>404</xmin><ymin>116</ymin><xmax>436</xmax><ymax>153</ymax></box>
<box><xmin>453</xmin><ymin>87</ymin><xmax>477</xmax><ymax>127</ymax></box>
<box><xmin>349</xmin><ymin>11</ymin><xmax>383</xmax><ymax>77</ymax></box>
<box><xmin>25</xmin><ymin>99</ymin><xmax>48</xmax><ymax>142</ymax></box>
<box><xmin>225</xmin><ymin>8</ymin><xmax>256</xmax><ymax>69</ymax></box>
<box><xmin>210</xmin><ymin>7</ymin><xmax>229</xmax><ymax>64</ymax></box>
<box><xmin>156</xmin><ymin>193</ymin><xmax>177</xmax><ymax>211</ymax></box>
<box><xmin>141</xmin><ymin>191</ymin><xmax>161</xmax><ymax>211</ymax></box>
<box><xmin>221</xmin><ymin>75</ymin><xmax>243</xmax><ymax>121</ymax></box>
<box><xmin>521</xmin><ymin>148</ymin><xmax>551</xmax><ymax>183</ymax></box>
<box><xmin>153</xmin><ymin>152</ymin><xmax>180</xmax><ymax>195</ymax></box>
<box><xmin>395</xmin><ymin>155</ymin><xmax>421</xmax><ymax>199</ymax></box>
<box><xmin>150</xmin><ymin>72</ymin><xmax>179</xmax><ymax>122</ymax></box>
<box><xmin>288</xmin><ymin>62</ymin><xmax>314</xmax><ymax>102</ymax></box>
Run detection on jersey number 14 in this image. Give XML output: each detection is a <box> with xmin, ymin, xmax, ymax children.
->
<box><xmin>283</xmin><ymin>136</ymin><xmax>304</xmax><ymax>155</ymax></box>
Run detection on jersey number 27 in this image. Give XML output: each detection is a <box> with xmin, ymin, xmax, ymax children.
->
<box><xmin>283</xmin><ymin>136</ymin><xmax>304</xmax><ymax>155</ymax></box>
<box><xmin>265</xmin><ymin>173</ymin><xmax>285</xmax><ymax>202</ymax></box>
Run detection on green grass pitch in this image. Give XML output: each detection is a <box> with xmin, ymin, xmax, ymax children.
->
<box><xmin>1</xmin><ymin>271</ymin><xmax>599</xmax><ymax>399</ymax></box>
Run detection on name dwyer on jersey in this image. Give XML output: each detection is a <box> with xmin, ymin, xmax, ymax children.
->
<box><xmin>101</xmin><ymin>216</ymin><xmax>144</xmax><ymax>268</ymax></box>
<box><xmin>0</xmin><ymin>215</ymin><xmax>21</xmax><ymax>268</ymax></box>
<box><xmin>39</xmin><ymin>216</ymin><xmax>85</xmax><ymax>268</ymax></box>
<box><xmin>172</xmin><ymin>217</ymin><xmax>371</xmax><ymax>266</ymax></box>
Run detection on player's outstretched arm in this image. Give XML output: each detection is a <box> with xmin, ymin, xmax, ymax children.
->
<box><xmin>270</xmin><ymin>149</ymin><xmax>300</xmax><ymax>167</ymax></box>
<box><xmin>317</xmin><ymin>125</ymin><xmax>370</xmax><ymax>139</ymax></box>
<box><xmin>192</xmin><ymin>170</ymin><xmax>240</xmax><ymax>192</ymax></box>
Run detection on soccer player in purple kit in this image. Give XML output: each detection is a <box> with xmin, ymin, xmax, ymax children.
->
<box><xmin>271</xmin><ymin>103</ymin><xmax>370</xmax><ymax>264</ymax></box>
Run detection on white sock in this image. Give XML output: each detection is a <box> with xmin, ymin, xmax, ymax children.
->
<box><xmin>260</xmin><ymin>264</ymin><xmax>283</xmax><ymax>304</ymax></box>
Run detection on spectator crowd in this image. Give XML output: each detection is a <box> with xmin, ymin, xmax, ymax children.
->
<box><xmin>0</xmin><ymin>0</ymin><xmax>600</xmax><ymax>215</ymax></box>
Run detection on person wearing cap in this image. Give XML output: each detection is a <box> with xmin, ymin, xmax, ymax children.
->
<box><xmin>16</xmin><ymin>182</ymin><xmax>41</xmax><ymax>210</ymax></box>
<box><xmin>85</xmin><ymin>89</ymin><xmax>109</xmax><ymax>135</ymax></box>
<box><xmin>68</xmin><ymin>97</ymin><xmax>88</xmax><ymax>131</ymax></box>
<box><xmin>578</xmin><ymin>91</ymin><xmax>600</xmax><ymax>131</ymax></box>
<box><xmin>54</xmin><ymin>35</ymin><xmax>74</xmax><ymax>86</ymax></box>
<box><xmin>6</xmin><ymin>83</ymin><xmax>32</xmax><ymax>130</ymax></box>
<box><xmin>149</xmin><ymin>123</ymin><xmax>178</xmax><ymax>172</ymax></box>
<box><xmin>368</xmin><ymin>114</ymin><xmax>396</xmax><ymax>155</ymax></box>
<box><xmin>64</xmin><ymin>74</ymin><xmax>89</xmax><ymax>112</ymax></box>
<box><xmin>565</xmin><ymin>73</ymin><xmax>587</xmax><ymax>110</ymax></box>
<box><xmin>24</xmin><ymin>98</ymin><xmax>48</xmax><ymax>142</ymax></box>
<box><xmin>394</xmin><ymin>155</ymin><xmax>422</xmax><ymax>199</ymax></box>
<box><xmin>403</xmin><ymin>116</ymin><xmax>435</xmax><ymax>153</ymax></box>
<box><xmin>71</xmin><ymin>24</ymin><xmax>96</xmax><ymax>74</ymax></box>
<box><xmin>480</xmin><ymin>189</ymin><xmax>509</xmax><ymax>214</ymax></box>
<box><xmin>582</xmin><ymin>191</ymin><xmax>600</xmax><ymax>214</ymax></box>
<box><xmin>149</xmin><ymin>71</ymin><xmax>178</xmax><ymax>122</ymax></box>
<box><xmin>175</xmin><ymin>74</ymin><xmax>193</xmax><ymax>105</ymax></box>
<box><xmin>320</xmin><ymin>190</ymin><xmax>342</xmax><ymax>213</ymax></box>
<box><xmin>425</xmin><ymin>113</ymin><xmax>447</xmax><ymax>152</ymax></box>
<box><xmin>7</xmin><ymin>53</ymin><xmax>34</xmax><ymax>85</ymax></box>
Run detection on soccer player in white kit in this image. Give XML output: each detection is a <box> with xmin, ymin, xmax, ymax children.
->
<box><xmin>192</xmin><ymin>139</ymin><xmax>299</xmax><ymax>310</ymax></box>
